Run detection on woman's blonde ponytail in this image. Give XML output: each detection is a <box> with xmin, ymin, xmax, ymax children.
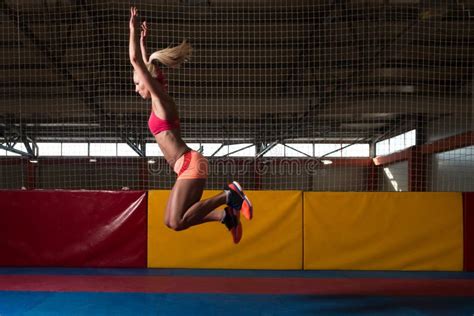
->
<box><xmin>148</xmin><ymin>40</ymin><xmax>193</xmax><ymax>69</ymax></box>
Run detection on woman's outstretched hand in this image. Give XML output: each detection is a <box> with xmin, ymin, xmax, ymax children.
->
<box><xmin>129</xmin><ymin>7</ymin><xmax>140</xmax><ymax>31</ymax></box>
<box><xmin>140</xmin><ymin>21</ymin><xmax>148</xmax><ymax>41</ymax></box>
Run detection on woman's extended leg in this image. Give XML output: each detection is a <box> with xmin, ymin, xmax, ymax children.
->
<box><xmin>164</xmin><ymin>178</ymin><xmax>227</xmax><ymax>231</ymax></box>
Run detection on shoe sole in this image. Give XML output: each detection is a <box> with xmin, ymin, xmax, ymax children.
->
<box><xmin>228</xmin><ymin>207</ymin><xmax>242</xmax><ymax>244</ymax></box>
<box><xmin>230</xmin><ymin>181</ymin><xmax>253</xmax><ymax>220</ymax></box>
<box><xmin>232</xmin><ymin>222</ymin><xmax>242</xmax><ymax>244</ymax></box>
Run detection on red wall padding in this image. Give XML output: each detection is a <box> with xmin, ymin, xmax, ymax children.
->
<box><xmin>0</xmin><ymin>190</ymin><xmax>147</xmax><ymax>267</ymax></box>
<box><xmin>464</xmin><ymin>192</ymin><xmax>474</xmax><ymax>271</ymax></box>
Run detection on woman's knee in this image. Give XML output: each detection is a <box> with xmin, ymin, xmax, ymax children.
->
<box><xmin>165</xmin><ymin>211</ymin><xmax>186</xmax><ymax>231</ymax></box>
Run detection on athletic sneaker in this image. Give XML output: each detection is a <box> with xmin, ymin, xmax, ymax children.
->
<box><xmin>225</xmin><ymin>181</ymin><xmax>253</xmax><ymax>220</ymax></box>
<box><xmin>222</xmin><ymin>206</ymin><xmax>242</xmax><ymax>244</ymax></box>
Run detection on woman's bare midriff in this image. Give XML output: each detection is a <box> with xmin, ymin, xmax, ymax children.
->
<box><xmin>154</xmin><ymin>129</ymin><xmax>190</xmax><ymax>169</ymax></box>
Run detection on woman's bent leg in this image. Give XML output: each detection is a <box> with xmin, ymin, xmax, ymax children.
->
<box><xmin>165</xmin><ymin>178</ymin><xmax>227</xmax><ymax>231</ymax></box>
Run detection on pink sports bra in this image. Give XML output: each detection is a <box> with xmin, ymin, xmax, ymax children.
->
<box><xmin>148</xmin><ymin>111</ymin><xmax>180</xmax><ymax>135</ymax></box>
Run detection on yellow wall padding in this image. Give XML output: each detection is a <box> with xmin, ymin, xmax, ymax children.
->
<box><xmin>148</xmin><ymin>190</ymin><xmax>302</xmax><ymax>269</ymax></box>
<box><xmin>304</xmin><ymin>192</ymin><xmax>463</xmax><ymax>271</ymax></box>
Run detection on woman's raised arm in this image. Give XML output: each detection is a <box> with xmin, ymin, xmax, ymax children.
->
<box><xmin>140</xmin><ymin>21</ymin><xmax>149</xmax><ymax>64</ymax></box>
<box><xmin>129</xmin><ymin>7</ymin><xmax>167</xmax><ymax>100</ymax></box>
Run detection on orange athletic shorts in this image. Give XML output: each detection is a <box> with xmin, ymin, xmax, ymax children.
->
<box><xmin>173</xmin><ymin>150</ymin><xmax>208</xmax><ymax>180</ymax></box>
